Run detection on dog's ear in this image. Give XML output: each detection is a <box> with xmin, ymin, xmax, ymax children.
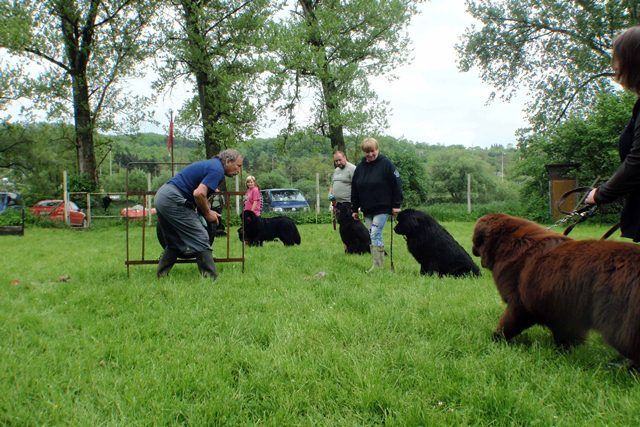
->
<box><xmin>403</xmin><ymin>215</ymin><xmax>418</xmax><ymax>231</ymax></box>
<box><xmin>472</xmin><ymin>216</ymin><xmax>501</xmax><ymax>268</ymax></box>
<box><xmin>472</xmin><ymin>217</ymin><xmax>490</xmax><ymax>256</ymax></box>
<box><xmin>472</xmin><ymin>230</ymin><xmax>483</xmax><ymax>256</ymax></box>
<box><xmin>241</xmin><ymin>210</ymin><xmax>255</xmax><ymax>223</ymax></box>
<box><xmin>413</xmin><ymin>211</ymin><xmax>435</xmax><ymax>230</ymax></box>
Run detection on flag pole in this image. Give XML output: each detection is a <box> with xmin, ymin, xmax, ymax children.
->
<box><xmin>168</xmin><ymin>110</ymin><xmax>175</xmax><ymax>176</ymax></box>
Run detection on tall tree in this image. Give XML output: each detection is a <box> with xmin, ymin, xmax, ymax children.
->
<box><xmin>0</xmin><ymin>122</ymin><xmax>77</xmax><ymax>203</ymax></box>
<box><xmin>456</xmin><ymin>0</ymin><xmax>639</xmax><ymax>129</ymax></box>
<box><xmin>272</xmin><ymin>0</ymin><xmax>423</xmax><ymax>152</ymax></box>
<box><xmin>513</xmin><ymin>90</ymin><xmax>635</xmax><ymax>219</ymax></box>
<box><xmin>429</xmin><ymin>150</ymin><xmax>497</xmax><ymax>203</ymax></box>
<box><xmin>156</xmin><ymin>0</ymin><xmax>275</xmax><ymax>158</ymax></box>
<box><xmin>0</xmin><ymin>0</ymin><xmax>157</xmax><ymax>186</ymax></box>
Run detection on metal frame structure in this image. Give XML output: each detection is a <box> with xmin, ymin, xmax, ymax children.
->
<box><xmin>123</xmin><ymin>162</ymin><xmax>245</xmax><ymax>277</ymax></box>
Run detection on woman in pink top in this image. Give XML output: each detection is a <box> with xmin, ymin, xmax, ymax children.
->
<box><xmin>244</xmin><ymin>175</ymin><xmax>261</xmax><ymax>216</ymax></box>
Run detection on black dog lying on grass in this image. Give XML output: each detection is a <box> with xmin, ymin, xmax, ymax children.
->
<box><xmin>238</xmin><ymin>210</ymin><xmax>301</xmax><ymax>246</ymax></box>
<box><xmin>394</xmin><ymin>208</ymin><xmax>480</xmax><ymax>277</ymax></box>
<box><xmin>334</xmin><ymin>203</ymin><xmax>370</xmax><ymax>254</ymax></box>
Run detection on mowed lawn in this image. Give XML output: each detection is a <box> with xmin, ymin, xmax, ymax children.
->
<box><xmin>1</xmin><ymin>220</ymin><xmax>639</xmax><ymax>425</ymax></box>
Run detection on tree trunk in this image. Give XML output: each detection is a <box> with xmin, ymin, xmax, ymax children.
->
<box><xmin>301</xmin><ymin>0</ymin><xmax>346</xmax><ymax>153</ymax></box>
<box><xmin>58</xmin><ymin>0</ymin><xmax>99</xmax><ymax>187</ymax></box>
<box><xmin>183</xmin><ymin>0</ymin><xmax>223</xmax><ymax>159</ymax></box>
<box><xmin>196</xmin><ymin>74</ymin><xmax>223</xmax><ymax>159</ymax></box>
<box><xmin>321</xmin><ymin>76</ymin><xmax>346</xmax><ymax>153</ymax></box>
<box><xmin>328</xmin><ymin>122</ymin><xmax>345</xmax><ymax>154</ymax></box>
<box><xmin>72</xmin><ymin>71</ymin><xmax>97</xmax><ymax>184</ymax></box>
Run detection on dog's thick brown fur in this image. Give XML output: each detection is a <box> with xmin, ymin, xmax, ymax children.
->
<box><xmin>472</xmin><ymin>213</ymin><xmax>640</xmax><ymax>368</ymax></box>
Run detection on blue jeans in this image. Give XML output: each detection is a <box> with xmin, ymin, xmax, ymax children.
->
<box><xmin>364</xmin><ymin>213</ymin><xmax>389</xmax><ymax>247</ymax></box>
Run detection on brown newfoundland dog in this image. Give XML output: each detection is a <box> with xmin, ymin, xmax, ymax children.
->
<box><xmin>472</xmin><ymin>213</ymin><xmax>640</xmax><ymax>368</ymax></box>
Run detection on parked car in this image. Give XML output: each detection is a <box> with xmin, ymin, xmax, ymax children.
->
<box><xmin>120</xmin><ymin>204</ymin><xmax>157</xmax><ymax>219</ymax></box>
<box><xmin>0</xmin><ymin>191</ymin><xmax>22</xmax><ymax>213</ymax></box>
<box><xmin>31</xmin><ymin>199</ymin><xmax>87</xmax><ymax>227</ymax></box>
<box><xmin>260</xmin><ymin>188</ymin><xmax>310</xmax><ymax>213</ymax></box>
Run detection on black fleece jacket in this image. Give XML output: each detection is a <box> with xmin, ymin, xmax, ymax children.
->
<box><xmin>595</xmin><ymin>97</ymin><xmax>640</xmax><ymax>241</ymax></box>
<box><xmin>351</xmin><ymin>154</ymin><xmax>403</xmax><ymax>216</ymax></box>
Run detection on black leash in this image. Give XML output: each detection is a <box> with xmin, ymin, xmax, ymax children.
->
<box><xmin>554</xmin><ymin>186</ymin><xmax>619</xmax><ymax>239</ymax></box>
<box><xmin>389</xmin><ymin>214</ymin><xmax>395</xmax><ymax>272</ymax></box>
<box><xmin>556</xmin><ymin>186</ymin><xmax>598</xmax><ymax>236</ymax></box>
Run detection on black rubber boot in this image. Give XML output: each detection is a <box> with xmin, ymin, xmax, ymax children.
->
<box><xmin>157</xmin><ymin>247</ymin><xmax>179</xmax><ymax>278</ymax></box>
<box><xmin>195</xmin><ymin>250</ymin><xmax>218</xmax><ymax>280</ymax></box>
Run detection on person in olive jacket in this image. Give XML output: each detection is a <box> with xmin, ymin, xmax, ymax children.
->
<box><xmin>586</xmin><ymin>26</ymin><xmax>640</xmax><ymax>242</ymax></box>
<box><xmin>351</xmin><ymin>137</ymin><xmax>403</xmax><ymax>271</ymax></box>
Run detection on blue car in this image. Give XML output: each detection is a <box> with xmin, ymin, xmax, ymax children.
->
<box><xmin>0</xmin><ymin>191</ymin><xmax>21</xmax><ymax>213</ymax></box>
<box><xmin>260</xmin><ymin>188</ymin><xmax>310</xmax><ymax>213</ymax></box>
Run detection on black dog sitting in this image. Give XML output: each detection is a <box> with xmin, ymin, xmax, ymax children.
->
<box><xmin>239</xmin><ymin>210</ymin><xmax>301</xmax><ymax>246</ymax></box>
<box><xmin>334</xmin><ymin>203</ymin><xmax>370</xmax><ymax>254</ymax></box>
<box><xmin>394</xmin><ymin>208</ymin><xmax>480</xmax><ymax>277</ymax></box>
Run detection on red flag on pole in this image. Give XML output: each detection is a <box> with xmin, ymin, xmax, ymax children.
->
<box><xmin>167</xmin><ymin>112</ymin><xmax>174</xmax><ymax>154</ymax></box>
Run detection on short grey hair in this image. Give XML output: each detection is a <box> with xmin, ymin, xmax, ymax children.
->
<box><xmin>217</xmin><ymin>148</ymin><xmax>243</xmax><ymax>165</ymax></box>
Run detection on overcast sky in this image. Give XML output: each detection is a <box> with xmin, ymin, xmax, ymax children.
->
<box><xmin>259</xmin><ymin>0</ymin><xmax>529</xmax><ymax>148</ymax></box>
<box><xmin>3</xmin><ymin>0</ymin><xmax>528</xmax><ymax>149</ymax></box>
<box><xmin>364</xmin><ymin>0</ymin><xmax>528</xmax><ymax>148</ymax></box>
<box><xmin>144</xmin><ymin>0</ymin><xmax>528</xmax><ymax>148</ymax></box>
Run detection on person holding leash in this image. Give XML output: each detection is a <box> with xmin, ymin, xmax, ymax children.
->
<box><xmin>155</xmin><ymin>148</ymin><xmax>244</xmax><ymax>279</ymax></box>
<box><xmin>586</xmin><ymin>26</ymin><xmax>640</xmax><ymax>242</ymax></box>
<box><xmin>351</xmin><ymin>137</ymin><xmax>403</xmax><ymax>272</ymax></box>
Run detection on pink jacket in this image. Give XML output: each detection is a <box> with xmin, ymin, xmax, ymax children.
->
<box><xmin>244</xmin><ymin>186</ymin><xmax>261</xmax><ymax>216</ymax></box>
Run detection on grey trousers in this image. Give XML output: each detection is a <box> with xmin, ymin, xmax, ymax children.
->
<box><xmin>155</xmin><ymin>183</ymin><xmax>211</xmax><ymax>255</ymax></box>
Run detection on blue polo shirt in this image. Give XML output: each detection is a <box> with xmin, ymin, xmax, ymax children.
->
<box><xmin>168</xmin><ymin>158</ymin><xmax>224</xmax><ymax>204</ymax></box>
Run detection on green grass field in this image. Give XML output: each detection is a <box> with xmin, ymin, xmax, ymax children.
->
<box><xmin>1</xmin><ymin>221</ymin><xmax>639</xmax><ymax>425</ymax></box>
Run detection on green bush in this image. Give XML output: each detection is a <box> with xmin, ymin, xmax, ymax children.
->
<box><xmin>419</xmin><ymin>201</ymin><xmax>527</xmax><ymax>223</ymax></box>
<box><xmin>259</xmin><ymin>210</ymin><xmax>332</xmax><ymax>225</ymax></box>
<box><xmin>0</xmin><ymin>209</ymin><xmax>25</xmax><ymax>226</ymax></box>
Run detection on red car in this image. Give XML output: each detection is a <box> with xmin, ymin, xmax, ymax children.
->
<box><xmin>31</xmin><ymin>199</ymin><xmax>87</xmax><ymax>227</ymax></box>
<box><xmin>120</xmin><ymin>204</ymin><xmax>157</xmax><ymax>219</ymax></box>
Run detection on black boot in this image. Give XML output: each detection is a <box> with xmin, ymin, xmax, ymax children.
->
<box><xmin>157</xmin><ymin>247</ymin><xmax>179</xmax><ymax>278</ymax></box>
<box><xmin>195</xmin><ymin>250</ymin><xmax>218</xmax><ymax>280</ymax></box>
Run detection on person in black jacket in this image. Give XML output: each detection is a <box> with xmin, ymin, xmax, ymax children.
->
<box><xmin>586</xmin><ymin>27</ymin><xmax>640</xmax><ymax>242</ymax></box>
<box><xmin>351</xmin><ymin>137</ymin><xmax>403</xmax><ymax>271</ymax></box>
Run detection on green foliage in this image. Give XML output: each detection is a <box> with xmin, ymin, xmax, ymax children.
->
<box><xmin>294</xmin><ymin>178</ymin><xmax>318</xmax><ymax>207</ymax></box>
<box><xmin>0</xmin><ymin>122</ymin><xmax>76</xmax><ymax>205</ymax></box>
<box><xmin>67</xmin><ymin>173</ymin><xmax>97</xmax><ymax>194</ymax></box>
<box><xmin>514</xmin><ymin>91</ymin><xmax>635</xmax><ymax>220</ymax></box>
<box><xmin>421</xmin><ymin>201</ymin><xmax>527</xmax><ymax>222</ymax></box>
<box><xmin>545</xmin><ymin>91</ymin><xmax>635</xmax><ymax>185</ymax></box>
<box><xmin>428</xmin><ymin>150</ymin><xmax>501</xmax><ymax>203</ymax></box>
<box><xmin>151</xmin><ymin>171</ymin><xmax>173</xmax><ymax>194</ymax></box>
<box><xmin>156</xmin><ymin>0</ymin><xmax>275</xmax><ymax>157</ymax></box>
<box><xmin>457</xmin><ymin>0</ymin><xmax>636</xmax><ymax>128</ymax></box>
<box><xmin>255</xmin><ymin>171</ymin><xmax>289</xmax><ymax>190</ymax></box>
<box><xmin>125</xmin><ymin>169</ymin><xmax>152</xmax><ymax>193</ymax></box>
<box><xmin>4</xmin><ymin>121</ymin><xmax>523</xmax><ymax>213</ymax></box>
<box><xmin>270</xmin><ymin>1</ymin><xmax>424</xmax><ymax>149</ymax></box>
<box><xmin>100</xmin><ymin>171</ymin><xmax>127</xmax><ymax>194</ymax></box>
<box><xmin>0</xmin><ymin>209</ymin><xmax>24</xmax><ymax>226</ymax></box>
<box><xmin>1</xmin><ymin>0</ymin><xmax>159</xmax><ymax>185</ymax></box>
<box><xmin>387</xmin><ymin>151</ymin><xmax>429</xmax><ymax>207</ymax></box>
